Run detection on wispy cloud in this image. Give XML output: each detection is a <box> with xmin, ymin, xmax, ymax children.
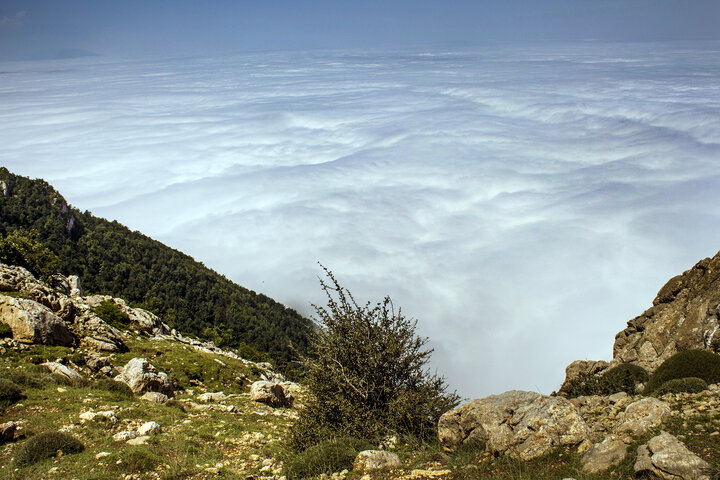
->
<box><xmin>1</xmin><ymin>42</ymin><xmax>719</xmax><ymax>398</ymax></box>
<box><xmin>0</xmin><ymin>10</ymin><xmax>26</xmax><ymax>28</ymax></box>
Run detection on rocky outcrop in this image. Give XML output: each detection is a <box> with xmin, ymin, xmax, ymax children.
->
<box><xmin>559</xmin><ymin>360</ymin><xmax>609</xmax><ymax>393</ymax></box>
<box><xmin>635</xmin><ymin>431</ymin><xmax>711</xmax><ymax>480</ymax></box>
<box><xmin>114</xmin><ymin>358</ymin><xmax>173</xmax><ymax>397</ymax></box>
<box><xmin>42</xmin><ymin>361</ymin><xmax>84</xmax><ymax>383</ymax></box>
<box><xmin>250</xmin><ymin>381</ymin><xmax>292</xmax><ymax>408</ymax></box>
<box><xmin>613</xmin><ymin>251</ymin><xmax>720</xmax><ymax>370</ymax></box>
<box><xmin>438</xmin><ymin>390</ymin><xmax>588</xmax><ymax>460</ymax></box>
<box><xmin>614</xmin><ymin>397</ymin><xmax>670</xmax><ymax>437</ymax></box>
<box><xmin>581</xmin><ymin>435</ymin><xmax>627</xmax><ymax>474</ymax></box>
<box><xmin>354</xmin><ymin>450</ymin><xmax>402</xmax><ymax>471</ymax></box>
<box><xmin>73</xmin><ymin>310</ymin><xmax>127</xmax><ymax>352</ymax></box>
<box><xmin>0</xmin><ymin>296</ymin><xmax>76</xmax><ymax>346</ymax></box>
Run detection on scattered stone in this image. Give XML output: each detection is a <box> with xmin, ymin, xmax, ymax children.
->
<box><xmin>250</xmin><ymin>381</ymin><xmax>292</xmax><ymax>408</ymax></box>
<box><xmin>438</xmin><ymin>390</ymin><xmax>588</xmax><ymax>460</ymax></box>
<box><xmin>96</xmin><ymin>451</ymin><xmax>111</xmax><ymax>459</ymax></box>
<box><xmin>198</xmin><ymin>391</ymin><xmax>227</xmax><ymax>402</ymax></box>
<box><xmin>113</xmin><ymin>431</ymin><xmax>138</xmax><ymax>442</ymax></box>
<box><xmin>0</xmin><ymin>421</ymin><xmax>17</xmax><ymax>443</ymax></box>
<box><xmin>42</xmin><ymin>361</ymin><xmax>84</xmax><ymax>383</ymax></box>
<box><xmin>79</xmin><ymin>410</ymin><xmax>117</xmax><ymax>423</ymax></box>
<box><xmin>0</xmin><ymin>296</ymin><xmax>75</xmax><ymax>346</ymax></box>
<box><xmin>581</xmin><ymin>435</ymin><xmax>627</xmax><ymax>474</ymax></box>
<box><xmin>114</xmin><ymin>358</ymin><xmax>173</xmax><ymax>396</ymax></box>
<box><xmin>126</xmin><ymin>435</ymin><xmax>151</xmax><ymax>445</ymax></box>
<box><xmin>137</xmin><ymin>421</ymin><xmax>162</xmax><ymax>436</ymax></box>
<box><xmin>353</xmin><ymin>450</ymin><xmax>401</xmax><ymax>471</ymax></box>
<box><xmin>140</xmin><ymin>391</ymin><xmax>169</xmax><ymax>404</ymax></box>
<box><xmin>635</xmin><ymin>431</ymin><xmax>711</xmax><ymax>480</ymax></box>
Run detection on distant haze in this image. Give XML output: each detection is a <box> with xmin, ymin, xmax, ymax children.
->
<box><xmin>2</xmin><ymin>41</ymin><xmax>720</xmax><ymax>398</ymax></box>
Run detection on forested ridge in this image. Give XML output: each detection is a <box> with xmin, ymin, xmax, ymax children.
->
<box><xmin>0</xmin><ymin>167</ymin><xmax>313</xmax><ymax>371</ymax></box>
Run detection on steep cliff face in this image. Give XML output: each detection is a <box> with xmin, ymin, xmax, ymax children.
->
<box><xmin>613</xmin><ymin>251</ymin><xmax>720</xmax><ymax>370</ymax></box>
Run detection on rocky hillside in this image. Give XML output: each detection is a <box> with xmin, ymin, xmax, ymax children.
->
<box><xmin>0</xmin><ymin>168</ymin><xmax>313</xmax><ymax>372</ymax></box>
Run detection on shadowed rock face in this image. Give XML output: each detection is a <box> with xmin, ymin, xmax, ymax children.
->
<box><xmin>613</xmin><ymin>250</ymin><xmax>720</xmax><ymax>370</ymax></box>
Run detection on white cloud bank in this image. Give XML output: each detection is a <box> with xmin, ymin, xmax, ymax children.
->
<box><xmin>1</xmin><ymin>42</ymin><xmax>720</xmax><ymax>398</ymax></box>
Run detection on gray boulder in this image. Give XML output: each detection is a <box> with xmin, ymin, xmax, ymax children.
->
<box><xmin>250</xmin><ymin>381</ymin><xmax>292</xmax><ymax>408</ymax></box>
<box><xmin>354</xmin><ymin>450</ymin><xmax>401</xmax><ymax>471</ymax></box>
<box><xmin>0</xmin><ymin>297</ymin><xmax>75</xmax><ymax>346</ymax></box>
<box><xmin>635</xmin><ymin>431</ymin><xmax>711</xmax><ymax>480</ymax></box>
<box><xmin>615</xmin><ymin>397</ymin><xmax>670</xmax><ymax>437</ymax></box>
<box><xmin>42</xmin><ymin>361</ymin><xmax>84</xmax><ymax>383</ymax></box>
<box><xmin>581</xmin><ymin>435</ymin><xmax>627</xmax><ymax>474</ymax></box>
<box><xmin>0</xmin><ymin>421</ymin><xmax>17</xmax><ymax>444</ymax></box>
<box><xmin>115</xmin><ymin>358</ymin><xmax>173</xmax><ymax>396</ymax></box>
<box><xmin>438</xmin><ymin>390</ymin><xmax>588</xmax><ymax>460</ymax></box>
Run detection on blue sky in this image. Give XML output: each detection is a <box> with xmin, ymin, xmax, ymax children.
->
<box><xmin>1</xmin><ymin>1</ymin><xmax>719</xmax><ymax>60</ymax></box>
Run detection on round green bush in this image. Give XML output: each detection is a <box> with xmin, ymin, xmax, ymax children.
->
<box><xmin>284</xmin><ymin>437</ymin><xmax>372</xmax><ymax>480</ymax></box>
<box><xmin>14</xmin><ymin>432</ymin><xmax>84</xmax><ymax>467</ymax></box>
<box><xmin>92</xmin><ymin>378</ymin><xmax>133</xmax><ymax>398</ymax></box>
<box><xmin>655</xmin><ymin>377</ymin><xmax>708</xmax><ymax>396</ymax></box>
<box><xmin>600</xmin><ymin>363</ymin><xmax>649</xmax><ymax>395</ymax></box>
<box><xmin>0</xmin><ymin>378</ymin><xmax>23</xmax><ymax>407</ymax></box>
<box><xmin>645</xmin><ymin>350</ymin><xmax>720</xmax><ymax>394</ymax></box>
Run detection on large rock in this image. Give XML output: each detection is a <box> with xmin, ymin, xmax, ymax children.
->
<box><xmin>114</xmin><ymin>358</ymin><xmax>173</xmax><ymax>396</ymax></box>
<box><xmin>438</xmin><ymin>390</ymin><xmax>589</xmax><ymax>460</ymax></box>
<box><xmin>0</xmin><ymin>421</ymin><xmax>17</xmax><ymax>444</ymax></box>
<box><xmin>581</xmin><ymin>435</ymin><xmax>627</xmax><ymax>474</ymax></box>
<box><xmin>614</xmin><ymin>397</ymin><xmax>670</xmax><ymax>437</ymax></box>
<box><xmin>635</xmin><ymin>431</ymin><xmax>711</xmax><ymax>480</ymax></box>
<box><xmin>0</xmin><ymin>296</ymin><xmax>75</xmax><ymax>346</ymax></box>
<box><xmin>74</xmin><ymin>310</ymin><xmax>128</xmax><ymax>352</ymax></box>
<box><xmin>559</xmin><ymin>360</ymin><xmax>610</xmax><ymax>393</ymax></box>
<box><xmin>614</xmin><ymin>251</ymin><xmax>720</xmax><ymax>370</ymax></box>
<box><xmin>354</xmin><ymin>450</ymin><xmax>401</xmax><ymax>471</ymax></box>
<box><xmin>0</xmin><ymin>263</ymin><xmax>38</xmax><ymax>292</ymax></box>
<box><xmin>250</xmin><ymin>381</ymin><xmax>292</xmax><ymax>408</ymax></box>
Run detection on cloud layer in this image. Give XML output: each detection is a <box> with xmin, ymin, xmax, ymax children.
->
<box><xmin>2</xmin><ymin>42</ymin><xmax>720</xmax><ymax>397</ymax></box>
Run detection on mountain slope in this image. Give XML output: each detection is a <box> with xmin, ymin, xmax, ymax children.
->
<box><xmin>0</xmin><ymin>168</ymin><xmax>312</xmax><ymax>371</ymax></box>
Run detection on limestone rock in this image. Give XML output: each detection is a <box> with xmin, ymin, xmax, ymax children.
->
<box><xmin>127</xmin><ymin>435</ymin><xmax>150</xmax><ymax>445</ymax></box>
<box><xmin>74</xmin><ymin>310</ymin><xmax>128</xmax><ymax>353</ymax></box>
<box><xmin>634</xmin><ymin>431</ymin><xmax>711</xmax><ymax>480</ymax></box>
<box><xmin>114</xmin><ymin>358</ymin><xmax>173</xmax><ymax>396</ymax></box>
<box><xmin>0</xmin><ymin>263</ymin><xmax>38</xmax><ymax>292</ymax></box>
<box><xmin>0</xmin><ymin>421</ymin><xmax>17</xmax><ymax>444</ymax></box>
<box><xmin>581</xmin><ymin>435</ymin><xmax>627</xmax><ymax>474</ymax></box>
<box><xmin>560</xmin><ymin>360</ymin><xmax>609</xmax><ymax>393</ymax></box>
<box><xmin>614</xmin><ymin>251</ymin><xmax>720</xmax><ymax>369</ymax></box>
<box><xmin>42</xmin><ymin>361</ymin><xmax>83</xmax><ymax>383</ymax></box>
<box><xmin>250</xmin><ymin>381</ymin><xmax>292</xmax><ymax>408</ymax></box>
<box><xmin>615</xmin><ymin>397</ymin><xmax>670</xmax><ymax>437</ymax></box>
<box><xmin>140</xmin><ymin>392</ymin><xmax>169</xmax><ymax>404</ymax></box>
<box><xmin>198</xmin><ymin>391</ymin><xmax>227</xmax><ymax>402</ymax></box>
<box><xmin>438</xmin><ymin>390</ymin><xmax>588</xmax><ymax>460</ymax></box>
<box><xmin>79</xmin><ymin>410</ymin><xmax>117</xmax><ymax>423</ymax></box>
<box><xmin>67</xmin><ymin>276</ymin><xmax>82</xmax><ymax>297</ymax></box>
<box><xmin>113</xmin><ymin>430</ymin><xmax>137</xmax><ymax>442</ymax></box>
<box><xmin>0</xmin><ymin>297</ymin><xmax>75</xmax><ymax>346</ymax></box>
<box><xmin>354</xmin><ymin>450</ymin><xmax>401</xmax><ymax>471</ymax></box>
<box><xmin>138</xmin><ymin>421</ymin><xmax>162</xmax><ymax>436</ymax></box>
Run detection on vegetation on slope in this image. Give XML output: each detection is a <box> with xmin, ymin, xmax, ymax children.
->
<box><xmin>0</xmin><ymin>168</ymin><xmax>312</xmax><ymax>371</ymax></box>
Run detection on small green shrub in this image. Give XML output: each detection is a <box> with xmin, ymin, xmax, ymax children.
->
<box><xmin>655</xmin><ymin>377</ymin><xmax>708</xmax><ymax>396</ymax></box>
<box><xmin>0</xmin><ymin>321</ymin><xmax>12</xmax><ymax>338</ymax></box>
<box><xmin>0</xmin><ymin>378</ymin><xmax>23</xmax><ymax>407</ymax></box>
<box><xmin>13</xmin><ymin>432</ymin><xmax>84</xmax><ymax>467</ymax></box>
<box><xmin>92</xmin><ymin>300</ymin><xmax>130</xmax><ymax>330</ymax></box>
<box><xmin>559</xmin><ymin>363</ymin><xmax>649</xmax><ymax>397</ymax></box>
<box><xmin>92</xmin><ymin>378</ymin><xmax>133</xmax><ymax>398</ymax></box>
<box><xmin>284</xmin><ymin>437</ymin><xmax>372</xmax><ymax>480</ymax></box>
<box><xmin>113</xmin><ymin>446</ymin><xmax>161</xmax><ymax>473</ymax></box>
<box><xmin>645</xmin><ymin>350</ymin><xmax>720</xmax><ymax>394</ymax></box>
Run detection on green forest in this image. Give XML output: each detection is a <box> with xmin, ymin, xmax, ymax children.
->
<box><xmin>0</xmin><ymin>167</ymin><xmax>313</xmax><ymax>373</ymax></box>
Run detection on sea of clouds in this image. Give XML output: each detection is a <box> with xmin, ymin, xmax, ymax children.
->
<box><xmin>1</xmin><ymin>42</ymin><xmax>720</xmax><ymax>398</ymax></box>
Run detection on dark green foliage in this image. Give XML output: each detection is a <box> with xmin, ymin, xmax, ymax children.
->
<box><xmin>0</xmin><ymin>321</ymin><xmax>12</xmax><ymax>339</ymax></box>
<box><xmin>0</xmin><ymin>168</ymin><xmax>313</xmax><ymax>373</ymax></box>
<box><xmin>0</xmin><ymin>378</ymin><xmax>23</xmax><ymax>407</ymax></box>
<box><xmin>13</xmin><ymin>432</ymin><xmax>84</xmax><ymax>467</ymax></box>
<box><xmin>289</xmin><ymin>267</ymin><xmax>459</xmax><ymax>451</ymax></box>
<box><xmin>645</xmin><ymin>349</ymin><xmax>720</xmax><ymax>394</ymax></box>
<box><xmin>92</xmin><ymin>378</ymin><xmax>133</xmax><ymax>398</ymax></box>
<box><xmin>0</xmin><ymin>229</ymin><xmax>60</xmax><ymax>280</ymax></box>
<box><xmin>284</xmin><ymin>437</ymin><xmax>372</xmax><ymax>480</ymax></box>
<box><xmin>655</xmin><ymin>377</ymin><xmax>708</xmax><ymax>396</ymax></box>
<box><xmin>92</xmin><ymin>300</ymin><xmax>130</xmax><ymax>330</ymax></box>
<box><xmin>559</xmin><ymin>363</ymin><xmax>648</xmax><ymax>398</ymax></box>
<box><xmin>112</xmin><ymin>446</ymin><xmax>162</xmax><ymax>473</ymax></box>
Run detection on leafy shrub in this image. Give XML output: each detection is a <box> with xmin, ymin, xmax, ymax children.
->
<box><xmin>284</xmin><ymin>437</ymin><xmax>372</xmax><ymax>480</ymax></box>
<box><xmin>0</xmin><ymin>229</ymin><xmax>60</xmax><ymax>280</ymax></box>
<box><xmin>0</xmin><ymin>321</ymin><xmax>12</xmax><ymax>339</ymax></box>
<box><xmin>288</xmin><ymin>267</ymin><xmax>459</xmax><ymax>451</ymax></box>
<box><xmin>112</xmin><ymin>446</ymin><xmax>161</xmax><ymax>473</ymax></box>
<box><xmin>0</xmin><ymin>378</ymin><xmax>23</xmax><ymax>407</ymax></box>
<box><xmin>93</xmin><ymin>378</ymin><xmax>133</xmax><ymax>398</ymax></box>
<box><xmin>559</xmin><ymin>363</ymin><xmax>649</xmax><ymax>398</ymax></box>
<box><xmin>645</xmin><ymin>350</ymin><xmax>720</xmax><ymax>394</ymax></box>
<box><xmin>92</xmin><ymin>300</ymin><xmax>130</xmax><ymax>330</ymax></box>
<box><xmin>14</xmin><ymin>432</ymin><xmax>84</xmax><ymax>467</ymax></box>
<box><xmin>654</xmin><ymin>377</ymin><xmax>708</xmax><ymax>396</ymax></box>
